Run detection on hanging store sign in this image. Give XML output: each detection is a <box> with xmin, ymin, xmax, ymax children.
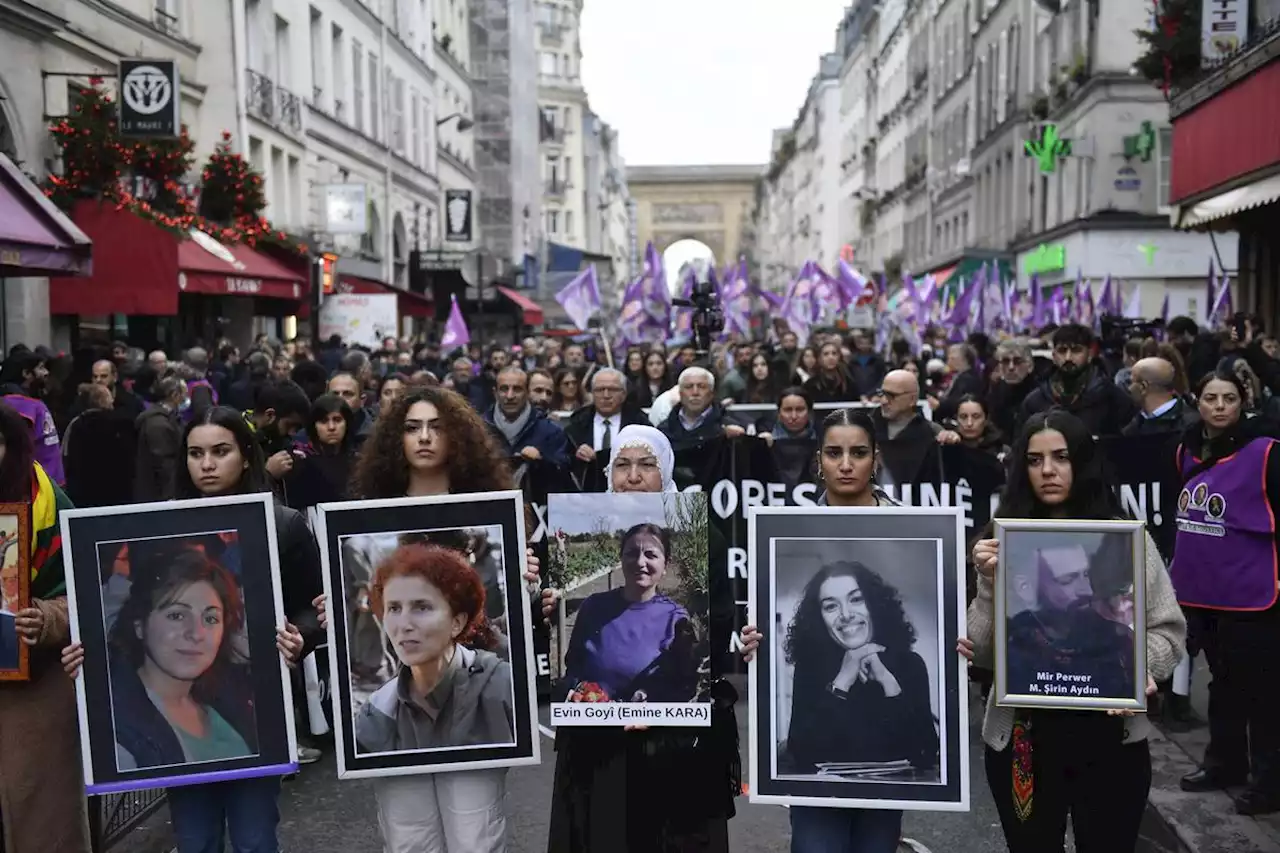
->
<box><xmin>1201</xmin><ymin>0</ymin><xmax>1248</xmax><ymax>67</ymax></box>
<box><xmin>444</xmin><ymin>189</ymin><xmax>474</xmax><ymax>243</ymax></box>
<box><xmin>118</xmin><ymin>59</ymin><xmax>180</xmax><ymax>138</ymax></box>
<box><xmin>323</xmin><ymin>184</ymin><xmax>368</xmax><ymax>235</ymax></box>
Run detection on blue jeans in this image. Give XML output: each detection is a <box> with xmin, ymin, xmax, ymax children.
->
<box><xmin>166</xmin><ymin>776</ymin><xmax>282</xmax><ymax>853</ymax></box>
<box><xmin>789</xmin><ymin>806</ymin><xmax>903</xmax><ymax>853</ymax></box>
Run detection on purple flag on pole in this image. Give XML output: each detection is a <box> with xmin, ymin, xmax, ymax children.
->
<box><xmin>555</xmin><ymin>265</ymin><xmax>601</xmax><ymax>330</ymax></box>
<box><xmin>441</xmin><ymin>294</ymin><xmax>470</xmax><ymax>350</ymax></box>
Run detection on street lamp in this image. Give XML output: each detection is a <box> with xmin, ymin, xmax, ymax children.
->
<box><xmin>436</xmin><ymin>113</ymin><xmax>474</xmax><ymax>132</ymax></box>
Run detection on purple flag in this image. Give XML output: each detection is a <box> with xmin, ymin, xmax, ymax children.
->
<box><xmin>440</xmin><ymin>294</ymin><xmax>470</xmax><ymax>350</ymax></box>
<box><xmin>642</xmin><ymin>242</ymin><xmax>671</xmax><ymax>326</ymax></box>
<box><xmin>555</xmin><ymin>265</ymin><xmax>601</xmax><ymax>330</ymax></box>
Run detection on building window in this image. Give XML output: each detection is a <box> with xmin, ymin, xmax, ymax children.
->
<box><xmin>369</xmin><ymin>54</ymin><xmax>380</xmax><ymax>139</ymax></box>
<box><xmin>391</xmin><ymin>74</ymin><xmax>405</xmax><ymax>153</ymax></box>
<box><xmin>331</xmin><ymin>24</ymin><xmax>345</xmax><ymax>118</ymax></box>
<box><xmin>274</xmin><ymin>15</ymin><xmax>290</xmax><ymax>88</ymax></box>
<box><xmin>352</xmin><ymin>42</ymin><xmax>364</xmax><ymax>132</ymax></box>
<box><xmin>547</xmin><ymin>210</ymin><xmax>560</xmax><ymax>234</ymax></box>
<box><xmin>309</xmin><ymin>8</ymin><xmax>323</xmax><ymax>103</ymax></box>
<box><xmin>539</xmin><ymin>51</ymin><xmax>557</xmax><ymax>75</ymax></box>
<box><xmin>1157</xmin><ymin>127</ymin><xmax>1173</xmax><ymax>211</ymax></box>
<box><xmin>565</xmin><ymin>211</ymin><xmax>574</xmax><ymax>236</ymax></box>
<box><xmin>409</xmin><ymin>89</ymin><xmax>419</xmax><ymax>163</ymax></box>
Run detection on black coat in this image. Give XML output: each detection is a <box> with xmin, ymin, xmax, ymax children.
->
<box><xmin>273</xmin><ymin>502</ymin><xmax>326</xmax><ymax>657</ymax></box>
<box><xmin>63</xmin><ymin>409</ymin><xmax>136</xmax><ymax>507</ymax></box>
<box><xmin>1018</xmin><ymin>369</ymin><xmax>1138</xmax><ymax>438</ymax></box>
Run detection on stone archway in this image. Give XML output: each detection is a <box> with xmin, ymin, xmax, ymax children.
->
<box><xmin>662</xmin><ymin>238</ymin><xmax>716</xmax><ymax>294</ymax></box>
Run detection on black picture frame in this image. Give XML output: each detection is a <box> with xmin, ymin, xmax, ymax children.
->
<box><xmin>315</xmin><ymin>491</ymin><xmax>540</xmax><ymax>778</ymax></box>
<box><xmin>64</xmin><ymin>493</ymin><xmax>297</xmax><ymax>794</ymax></box>
<box><xmin>747</xmin><ymin>506</ymin><xmax>970</xmax><ymax>811</ymax></box>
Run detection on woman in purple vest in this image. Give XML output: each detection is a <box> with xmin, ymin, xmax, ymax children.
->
<box><xmin>960</xmin><ymin>409</ymin><xmax>1186</xmax><ymax>853</ymax></box>
<box><xmin>1171</xmin><ymin>369</ymin><xmax>1280</xmax><ymax>815</ymax></box>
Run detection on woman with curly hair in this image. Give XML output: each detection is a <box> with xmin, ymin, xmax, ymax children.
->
<box><xmin>319</xmin><ymin>386</ymin><xmax>550</xmax><ymax>853</ymax></box>
<box><xmin>783</xmin><ymin>561</ymin><xmax>938</xmax><ymax>773</ymax></box>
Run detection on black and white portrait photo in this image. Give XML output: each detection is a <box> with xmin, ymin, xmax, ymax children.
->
<box><xmin>995</xmin><ymin>520</ymin><xmax>1146</xmax><ymax>712</ymax></box>
<box><xmin>316</xmin><ymin>492</ymin><xmax>540</xmax><ymax>779</ymax></box>
<box><xmin>63</xmin><ymin>494</ymin><xmax>299</xmax><ymax>794</ymax></box>
<box><xmin>748</xmin><ymin>506</ymin><xmax>970</xmax><ymax>811</ymax></box>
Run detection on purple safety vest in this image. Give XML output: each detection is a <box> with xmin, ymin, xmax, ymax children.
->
<box><xmin>1169</xmin><ymin>438</ymin><xmax>1278</xmax><ymax>611</ymax></box>
<box><xmin>1</xmin><ymin>394</ymin><xmax>65</xmax><ymax>486</ymax></box>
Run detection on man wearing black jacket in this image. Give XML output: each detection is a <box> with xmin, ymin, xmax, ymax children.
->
<box><xmin>988</xmin><ymin>339</ymin><xmax>1037</xmax><ymax>441</ymax></box>
<box><xmin>563</xmin><ymin>368</ymin><xmax>647</xmax><ymax>490</ymax></box>
<box><xmin>1019</xmin><ymin>324</ymin><xmax>1137</xmax><ymax>437</ymax></box>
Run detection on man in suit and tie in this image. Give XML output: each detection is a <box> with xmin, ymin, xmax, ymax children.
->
<box><xmin>563</xmin><ymin>368</ymin><xmax>647</xmax><ymax>491</ymax></box>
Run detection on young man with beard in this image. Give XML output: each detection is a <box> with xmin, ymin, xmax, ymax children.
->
<box><xmin>1018</xmin><ymin>324</ymin><xmax>1136</xmax><ymax>437</ymax></box>
<box><xmin>244</xmin><ymin>380</ymin><xmax>311</xmax><ymax>482</ymax></box>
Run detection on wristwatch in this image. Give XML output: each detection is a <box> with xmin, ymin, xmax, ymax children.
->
<box><xmin>826</xmin><ymin>681</ymin><xmax>850</xmax><ymax>699</ymax></box>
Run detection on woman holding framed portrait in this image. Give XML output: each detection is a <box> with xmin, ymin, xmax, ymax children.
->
<box><xmin>63</xmin><ymin>406</ymin><xmax>314</xmax><ymax>852</ymax></box>
<box><xmin>960</xmin><ymin>409</ymin><xmax>1186</xmax><ymax>853</ymax></box>
<box><xmin>0</xmin><ymin>401</ymin><xmax>91</xmax><ymax>853</ymax></box>
<box><xmin>740</xmin><ymin>407</ymin><xmax>918</xmax><ymax>853</ymax></box>
<box><xmin>1170</xmin><ymin>369</ymin><xmax>1280</xmax><ymax>814</ymax></box>
<box><xmin>315</xmin><ymin>387</ymin><xmax>547</xmax><ymax>853</ymax></box>
<box><xmin>547</xmin><ymin>424</ymin><xmax>742</xmax><ymax>853</ymax></box>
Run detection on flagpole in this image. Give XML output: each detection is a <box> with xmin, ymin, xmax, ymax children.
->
<box><xmin>597</xmin><ymin>326</ymin><xmax>615</xmax><ymax>369</ymax></box>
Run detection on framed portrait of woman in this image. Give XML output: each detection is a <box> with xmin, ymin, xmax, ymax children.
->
<box><xmin>747</xmin><ymin>506</ymin><xmax>970</xmax><ymax>811</ymax></box>
<box><xmin>0</xmin><ymin>504</ymin><xmax>30</xmax><ymax>681</ymax></box>
<box><xmin>994</xmin><ymin>519</ymin><xmax>1147</xmax><ymax>712</ymax></box>
<box><xmin>62</xmin><ymin>493</ymin><xmax>299</xmax><ymax>794</ymax></box>
<box><xmin>314</xmin><ymin>491</ymin><xmax>540</xmax><ymax>779</ymax></box>
<box><xmin>545</xmin><ymin>491</ymin><xmax>710</xmax><ymax>728</ymax></box>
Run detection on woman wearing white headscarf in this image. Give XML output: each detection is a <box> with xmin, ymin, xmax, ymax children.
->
<box><xmin>547</xmin><ymin>424</ymin><xmax>740</xmax><ymax>853</ymax></box>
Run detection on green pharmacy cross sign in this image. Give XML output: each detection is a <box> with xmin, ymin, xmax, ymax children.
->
<box><xmin>1124</xmin><ymin>121</ymin><xmax>1157</xmax><ymax>162</ymax></box>
<box><xmin>1025</xmin><ymin>124</ymin><xmax>1073</xmax><ymax>174</ymax></box>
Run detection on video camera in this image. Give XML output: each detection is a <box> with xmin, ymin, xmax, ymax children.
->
<box><xmin>672</xmin><ymin>275</ymin><xmax>724</xmax><ymax>356</ymax></box>
<box><xmin>1099</xmin><ymin>315</ymin><xmax>1162</xmax><ymax>356</ymax></box>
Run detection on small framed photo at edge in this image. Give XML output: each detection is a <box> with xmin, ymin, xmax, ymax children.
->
<box><xmin>747</xmin><ymin>506</ymin><xmax>970</xmax><ymax>812</ymax></box>
<box><xmin>63</xmin><ymin>493</ymin><xmax>299</xmax><ymax>795</ymax></box>
<box><xmin>994</xmin><ymin>519</ymin><xmax>1147</xmax><ymax>712</ymax></box>
<box><xmin>0</xmin><ymin>503</ymin><xmax>30</xmax><ymax>681</ymax></box>
<box><xmin>315</xmin><ymin>491</ymin><xmax>540</xmax><ymax>780</ymax></box>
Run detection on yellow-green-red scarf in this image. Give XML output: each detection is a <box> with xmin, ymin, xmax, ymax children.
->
<box><xmin>29</xmin><ymin>462</ymin><xmax>68</xmax><ymax>598</ymax></box>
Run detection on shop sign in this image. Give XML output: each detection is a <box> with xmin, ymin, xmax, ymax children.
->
<box><xmin>118</xmin><ymin>59</ymin><xmax>180</xmax><ymax>138</ymax></box>
<box><xmin>1123</xmin><ymin>121</ymin><xmax>1157</xmax><ymax>162</ymax></box>
<box><xmin>323</xmin><ymin>184</ymin><xmax>368</xmax><ymax>235</ymax></box>
<box><xmin>1114</xmin><ymin>167</ymin><xmax>1141</xmax><ymax>192</ymax></box>
<box><xmin>1201</xmin><ymin>0</ymin><xmax>1248</xmax><ymax>67</ymax></box>
<box><xmin>1022</xmin><ymin>243</ymin><xmax>1067</xmax><ymax>276</ymax></box>
<box><xmin>444</xmin><ymin>189</ymin><xmax>473</xmax><ymax>243</ymax></box>
<box><xmin>1025</xmin><ymin>124</ymin><xmax>1072</xmax><ymax>174</ymax></box>
<box><xmin>226</xmin><ymin>277</ymin><xmax>262</xmax><ymax>294</ymax></box>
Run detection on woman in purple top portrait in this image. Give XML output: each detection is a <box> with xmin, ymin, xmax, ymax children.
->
<box><xmin>562</xmin><ymin>522</ymin><xmax>700</xmax><ymax>704</ymax></box>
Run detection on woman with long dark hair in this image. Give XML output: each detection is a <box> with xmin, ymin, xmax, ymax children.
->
<box><xmin>316</xmin><ymin>387</ymin><xmax>547</xmax><ymax>853</ymax></box>
<box><xmin>64</xmin><ymin>406</ymin><xmax>315</xmax><ymax>853</ymax></box>
<box><xmin>960</xmin><ymin>409</ymin><xmax>1186</xmax><ymax>852</ymax></box>
<box><xmin>1171</xmin><ymin>369</ymin><xmax>1280</xmax><ymax>813</ymax></box>
<box><xmin>803</xmin><ymin>341</ymin><xmax>856</xmax><ymax>405</ymax></box>
<box><xmin>783</xmin><ymin>561</ymin><xmax>938</xmax><ymax>773</ymax></box>
<box><xmin>0</xmin><ymin>401</ymin><xmax>91</xmax><ymax>853</ymax></box>
<box><xmin>628</xmin><ymin>351</ymin><xmax>674</xmax><ymax>410</ymax></box>
<box><xmin>285</xmin><ymin>393</ymin><xmax>357</xmax><ymax>510</ymax></box>
<box><xmin>740</xmin><ymin>408</ymin><xmax>913</xmax><ymax>853</ymax></box>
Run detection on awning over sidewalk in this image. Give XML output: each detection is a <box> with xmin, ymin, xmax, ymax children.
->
<box><xmin>50</xmin><ymin>201</ymin><xmax>307</xmax><ymax>315</ymax></box>
<box><xmin>0</xmin><ymin>152</ymin><xmax>92</xmax><ymax>277</ymax></box>
<box><xmin>338</xmin><ymin>275</ymin><xmax>434</xmax><ymax>318</ymax></box>
<box><xmin>1175</xmin><ymin>170</ymin><xmax>1280</xmax><ymax>229</ymax></box>
<box><xmin>497</xmin><ymin>286</ymin><xmax>544</xmax><ymax>325</ymax></box>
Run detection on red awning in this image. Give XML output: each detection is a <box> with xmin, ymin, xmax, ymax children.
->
<box><xmin>50</xmin><ymin>201</ymin><xmax>307</xmax><ymax>315</ymax></box>
<box><xmin>1171</xmin><ymin>59</ymin><xmax>1280</xmax><ymax>204</ymax></box>
<box><xmin>497</xmin><ymin>285</ymin><xmax>544</xmax><ymax>326</ymax></box>
<box><xmin>337</xmin><ymin>276</ymin><xmax>434</xmax><ymax>318</ymax></box>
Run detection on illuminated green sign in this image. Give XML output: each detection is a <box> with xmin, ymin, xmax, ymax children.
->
<box><xmin>1023</xmin><ymin>243</ymin><xmax>1067</xmax><ymax>276</ymax></box>
<box><xmin>1024</xmin><ymin>124</ymin><xmax>1072</xmax><ymax>174</ymax></box>
<box><xmin>1123</xmin><ymin>121</ymin><xmax>1157</xmax><ymax>162</ymax></box>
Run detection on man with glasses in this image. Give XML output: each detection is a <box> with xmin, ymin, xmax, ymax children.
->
<box><xmin>988</xmin><ymin>339</ymin><xmax>1039</xmax><ymax>440</ymax></box>
<box><xmin>870</xmin><ymin>369</ymin><xmax>955</xmax><ymax>488</ymax></box>
<box><xmin>563</xmin><ymin>368</ymin><xmax>647</xmax><ymax>490</ymax></box>
<box><xmin>1019</xmin><ymin>324</ymin><xmax>1137</xmax><ymax>437</ymax></box>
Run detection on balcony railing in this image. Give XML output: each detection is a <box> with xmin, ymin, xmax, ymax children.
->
<box><xmin>544</xmin><ymin>179</ymin><xmax>569</xmax><ymax>198</ymax></box>
<box><xmin>539</xmin><ymin>23</ymin><xmax>565</xmax><ymax>45</ymax></box>
<box><xmin>540</xmin><ymin>125</ymin><xmax>566</xmax><ymax>144</ymax></box>
<box><xmin>153</xmin><ymin>6</ymin><xmax>179</xmax><ymax>36</ymax></box>
<box><xmin>278</xmin><ymin>87</ymin><xmax>302</xmax><ymax>135</ymax></box>
<box><xmin>246</xmin><ymin>69</ymin><xmax>274</xmax><ymax>122</ymax></box>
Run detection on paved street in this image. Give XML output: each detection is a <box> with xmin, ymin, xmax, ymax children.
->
<box><xmin>119</xmin><ymin>686</ymin><xmax>1186</xmax><ymax>853</ymax></box>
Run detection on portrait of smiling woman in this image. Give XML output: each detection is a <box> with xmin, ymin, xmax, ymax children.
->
<box><xmin>107</xmin><ymin>545</ymin><xmax>257</xmax><ymax>770</ymax></box>
<box><xmin>781</xmin><ymin>560</ymin><xmax>939</xmax><ymax>778</ymax></box>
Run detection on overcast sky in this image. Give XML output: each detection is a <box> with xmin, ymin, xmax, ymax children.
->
<box><xmin>549</xmin><ymin>493</ymin><xmax>668</xmax><ymax>536</ymax></box>
<box><xmin>579</xmin><ymin>0</ymin><xmax>850</xmax><ymax>167</ymax></box>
